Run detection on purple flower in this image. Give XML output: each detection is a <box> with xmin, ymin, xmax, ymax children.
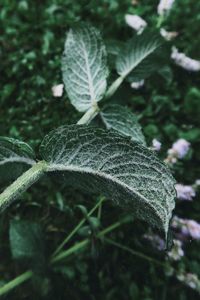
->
<box><xmin>172</xmin><ymin>216</ymin><xmax>200</xmax><ymax>240</ymax></box>
<box><xmin>157</xmin><ymin>0</ymin><xmax>175</xmax><ymax>16</ymax></box>
<box><xmin>175</xmin><ymin>184</ymin><xmax>196</xmax><ymax>201</ymax></box>
<box><xmin>171</xmin><ymin>47</ymin><xmax>200</xmax><ymax>72</ymax></box>
<box><xmin>143</xmin><ymin>233</ymin><xmax>165</xmax><ymax>251</ymax></box>
<box><xmin>167</xmin><ymin>239</ymin><xmax>184</xmax><ymax>261</ymax></box>
<box><xmin>171</xmin><ymin>139</ymin><xmax>190</xmax><ymax>158</ymax></box>
<box><xmin>152</xmin><ymin>139</ymin><xmax>162</xmax><ymax>151</ymax></box>
<box><xmin>125</xmin><ymin>14</ymin><xmax>147</xmax><ymax>34</ymax></box>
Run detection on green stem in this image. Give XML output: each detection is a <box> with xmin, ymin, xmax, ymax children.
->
<box><xmin>0</xmin><ymin>270</ymin><xmax>33</xmax><ymax>297</ymax></box>
<box><xmin>156</xmin><ymin>15</ymin><xmax>165</xmax><ymax>28</ymax></box>
<box><xmin>0</xmin><ymin>161</ymin><xmax>48</xmax><ymax>212</ymax></box>
<box><xmin>105</xmin><ymin>75</ymin><xmax>124</xmax><ymax>99</ymax></box>
<box><xmin>1</xmin><ymin>216</ymin><xmax>165</xmax><ymax>297</ymax></box>
<box><xmin>77</xmin><ymin>104</ymin><xmax>100</xmax><ymax>125</ymax></box>
<box><xmin>105</xmin><ymin>237</ymin><xmax>165</xmax><ymax>267</ymax></box>
<box><xmin>52</xmin><ymin>196</ymin><xmax>105</xmax><ymax>257</ymax></box>
<box><xmin>51</xmin><ymin>217</ymin><xmax>130</xmax><ymax>264</ymax></box>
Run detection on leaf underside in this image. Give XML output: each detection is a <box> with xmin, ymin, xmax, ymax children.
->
<box><xmin>0</xmin><ymin>137</ymin><xmax>35</xmax><ymax>183</ymax></box>
<box><xmin>100</xmin><ymin>104</ymin><xmax>146</xmax><ymax>145</ymax></box>
<box><xmin>116</xmin><ymin>32</ymin><xmax>163</xmax><ymax>81</ymax></box>
<box><xmin>62</xmin><ymin>23</ymin><xmax>109</xmax><ymax>112</ymax></box>
<box><xmin>9</xmin><ymin>220</ymin><xmax>45</xmax><ymax>269</ymax></box>
<box><xmin>40</xmin><ymin>125</ymin><xmax>176</xmax><ymax>237</ymax></box>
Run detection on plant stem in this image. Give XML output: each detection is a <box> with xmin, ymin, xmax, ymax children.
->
<box><xmin>77</xmin><ymin>104</ymin><xmax>100</xmax><ymax>125</ymax></box>
<box><xmin>105</xmin><ymin>237</ymin><xmax>165</xmax><ymax>267</ymax></box>
<box><xmin>0</xmin><ymin>216</ymin><xmax>165</xmax><ymax>297</ymax></box>
<box><xmin>52</xmin><ymin>196</ymin><xmax>105</xmax><ymax>257</ymax></box>
<box><xmin>0</xmin><ymin>161</ymin><xmax>48</xmax><ymax>212</ymax></box>
<box><xmin>51</xmin><ymin>216</ymin><xmax>130</xmax><ymax>264</ymax></box>
<box><xmin>156</xmin><ymin>15</ymin><xmax>164</xmax><ymax>28</ymax></box>
<box><xmin>105</xmin><ymin>75</ymin><xmax>124</xmax><ymax>99</ymax></box>
<box><xmin>0</xmin><ymin>270</ymin><xmax>33</xmax><ymax>297</ymax></box>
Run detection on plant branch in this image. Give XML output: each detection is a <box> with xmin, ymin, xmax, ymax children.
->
<box><xmin>52</xmin><ymin>196</ymin><xmax>105</xmax><ymax>257</ymax></box>
<box><xmin>105</xmin><ymin>75</ymin><xmax>124</xmax><ymax>99</ymax></box>
<box><xmin>0</xmin><ymin>270</ymin><xmax>33</xmax><ymax>297</ymax></box>
<box><xmin>51</xmin><ymin>216</ymin><xmax>129</xmax><ymax>264</ymax></box>
<box><xmin>104</xmin><ymin>237</ymin><xmax>165</xmax><ymax>267</ymax></box>
<box><xmin>77</xmin><ymin>104</ymin><xmax>100</xmax><ymax>125</ymax></box>
<box><xmin>0</xmin><ymin>161</ymin><xmax>48</xmax><ymax>212</ymax></box>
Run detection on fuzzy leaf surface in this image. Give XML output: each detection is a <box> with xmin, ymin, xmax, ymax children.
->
<box><xmin>0</xmin><ymin>137</ymin><xmax>35</xmax><ymax>183</ymax></box>
<box><xmin>62</xmin><ymin>23</ymin><xmax>108</xmax><ymax>112</ymax></box>
<box><xmin>101</xmin><ymin>104</ymin><xmax>146</xmax><ymax>145</ymax></box>
<box><xmin>40</xmin><ymin>125</ymin><xmax>176</xmax><ymax>237</ymax></box>
<box><xmin>116</xmin><ymin>32</ymin><xmax>163</xmax><ymax>81</ymax></box>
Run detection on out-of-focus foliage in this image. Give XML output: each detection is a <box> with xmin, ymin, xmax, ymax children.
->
<box><xmin>1</xmin><ymin>0</ymin><xmax>200</xmax><ymax>299</ymax></box>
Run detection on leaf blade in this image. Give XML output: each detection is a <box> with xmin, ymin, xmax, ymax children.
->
<box><xmin>116</xmin><ymin>32</ymin><xmax>163</xmax><ymax>81</ymax></box>
<box><xmin>62</xmin><ymin>23</ymin><xmax>109</xmax><ymax>112</ymax></box>
<box><xmin>101</xmin><ymin>104</ymin><xmax>146</xmax><ymax>145</ymax></box>
<box><xmin>40</xmin><ymin>125</ymin><xmax>176</xmax><ymax>237</ymax></box>
<box><xmin>0</xmin><ymin>137</ymin><xmax>35</xmax><ymax>183</ymax></box>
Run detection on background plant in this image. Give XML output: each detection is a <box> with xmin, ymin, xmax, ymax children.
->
<box><xmin>0</xmin><ymin>0</ymin><xmax>200</xmax><ymax>299</ymax></box>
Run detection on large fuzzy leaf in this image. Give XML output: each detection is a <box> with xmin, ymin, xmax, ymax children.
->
<box><xmin>9</xmin><ymin>219</ymin><xmax>45</xmax><ymax>270</ymax></box>
<box><xmin>116</xmin><ymin>32</ymin><xmax>163</xmax><ymax>81</ymax></box>
<box><xmin>100</xmin><ymin>104</ymin><xmax>146</xmax><ymax>145</ymax></box>
<box><xmin>62</xmin><ymin>23</ymin><xmax>109</xmax><ymax>112</ymax></box>
<box><xmin>40</xmin><ymin>125</ymin><xmax>176</xmax><ymax>237</ymax></box>
<box><xmin>0</xmin><ymin>137</ymin><xmax>35</xmax><ymax>183</ymax></box>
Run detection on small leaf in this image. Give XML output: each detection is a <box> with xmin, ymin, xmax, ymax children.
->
<box><xmin>62</xmin><ymin>23</ymin><xmax>109</xmax><ymax>112</ymax></box>
<box><xmin>40</xmin><ymin>125</ymin><xmax>176</xmax><ymax>237</ymax></box>
<box><xmin>0</xmin><ymin>137</ymin><xmax>35</xmax><ymax>183</ymax></box>
<box><xmin>116</xmin><ymin>32</ymin><xmax>163</xmax><ymax>81</ymax></box>
<box><xmin>9</xmin><ymin>219</ymin><xmax>45</xmax><ymax>269</ymax></box>
<box><xmin>100</xmin><ymin>104</ymin><xmax>146</xmax><ymax>145</ymax></box>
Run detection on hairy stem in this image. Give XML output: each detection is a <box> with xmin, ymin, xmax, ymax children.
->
<box><xmin>0</xmin><ymin>161</ymin><xmax>48</xmax><ymax>212</ymax></box>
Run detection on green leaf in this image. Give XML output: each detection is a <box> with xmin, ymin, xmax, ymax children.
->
<box><xmin>100</xmin><ymin>104</ymin><xmax>146</xmax><ymax>145</ymax></box>
<box><xmin>40</xmin><ymin>125</ymin><xmax>176</xmax><ymax>237</ymax></box>
<box><xmin>9</xmin><ymin>219</ymin><xmax>45</xmax><ymax>269</ymax></box>
<box><xmin>116</xmin><ymin>32</ymin><xmax>163</xmax><ymax>81</ymax></box>
<box><xmin>0</xmin><ymin>137</ymin><xmax>35</xmax><ymax>183</ymax></box>
<box><xmin>62</xmin><ymin>23</ymin><xmax>109</xmax><ymax>112</ymax></box>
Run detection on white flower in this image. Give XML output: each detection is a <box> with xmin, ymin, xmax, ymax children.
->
<box><xmin>157</xmin><ymin>0</ymin><xmax>175</xmax><ymax>15</ymax></box>
<box><xmin>177</xmin><ymin>272</ymin><xmax>200</xmax><ymax>292</ymax></box>
<box><xmin>52</xmin><ymin>84</ymin><xmax>64</xmax><ymax>97</ymax></box>
<box><xmin>125</xmin><ymin>14</ymin><xmax>147</xmax><ymax>34</ymax></box>
<box><xmin>152</xmin><ymin>139</ymin><xmax>162</xmax><ymax>151</ymax></box>
<box><xmin>171</xmin><ymin>47</ymin><xmax>200</xmax><ymax>72</ymax></box>
<box><xmin>160</xmin><ymin>28</ymin><xmax>178</xmax><ymax>41</ymax></box>
<box><xmin>195</xmin><ymin>179</ymin><xmax>200</xmax><ymax>186</ymax></box>
<box><xmin>171</xmin><ymin>138</ymin><xmax>190</xmax><ymax>158</ymax></box>
<box><xmin>175</xmin><ymin>184</ymin><xmax>196</xmax><ymax>201</ymax></box>
<box><xmin>168</xmin><ymin>239</ymin><xmax>184</xmax><ymax>261</ymax></box>
<box><xmin>130</xmin><ymin>80</ymin><xmax>145</xmax><ymax>89</ymax></box>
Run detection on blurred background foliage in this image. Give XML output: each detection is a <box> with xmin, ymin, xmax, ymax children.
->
<box><xmin>0</xmin><ymin>0</ymin><xmax>200</xmax><ymax>299</ymax></box>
